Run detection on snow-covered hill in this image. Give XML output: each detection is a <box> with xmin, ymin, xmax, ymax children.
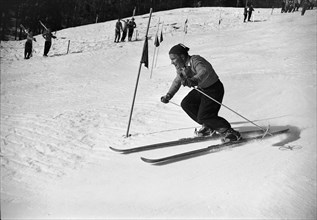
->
<box><xmin>1</xmin><ymin>7</ymin><xmax>316</xmax><ymax>219</ymax></box>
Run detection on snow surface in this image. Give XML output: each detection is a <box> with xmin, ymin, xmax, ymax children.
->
<box><xmin>1</xmin><ymin>7</ymin><xmax>316</xmax><ymax>219</ymax></box>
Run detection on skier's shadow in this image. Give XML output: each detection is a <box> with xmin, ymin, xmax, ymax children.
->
<box><xmin>150</xmin><ymin>125</ymin><xmax>301</xmax><ymax>166</ymax></box>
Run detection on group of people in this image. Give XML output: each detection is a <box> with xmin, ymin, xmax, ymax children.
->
<box><xmin>22</xmin><ymin>26</ymin><xmax>56</xmax><ymax>59</ymax></box>
<box><xmin>114</xmin><ymin>18</ymin><xmax>136</xmax><ymax>43</ymax></box>
<box><xmin>243</xmin><ymin>4</ymin><xmax>255</xmax><ymax>22</ymax></box>
<box><xmin>22</xmin><ymin>17</ymin><xmax>137</xmax><ymax>59</ymax></box>
<box><xmin>281</xmin><ymin>0</ymin><xmax>301</xmax><ymax>13</ymax></box>
<box><xmin>281</xmin><ymin>0</ymin><xmax>314</xmax><ymax>14</ymax></box>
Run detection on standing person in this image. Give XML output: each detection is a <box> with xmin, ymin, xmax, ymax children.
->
<box><xmin>114</xmin><ymin>18</ymin><xmax>122</xmax><ymax>43</ymax></box>
<box><xmin>248</xmin><ymin>5</ymin><xmax>254</xmax><ymax>21</ymax></box>
<box><xmin>42</xmin><ymin>28</ymin><xmax>56</xmax><ymax>57</ymax></box>
<box><xmin>281</xmin><ymin>0</ymin><xmax>286</xmax><ymax>13</ymax></box>
<box><xmin>127</xmin><ymin>18</ymin><xmax>136</xmax><ymax>41</ymax></box>
<box><xmin>121</xmin><ymin>19</ymin><xmax>128</xmax><ymax>42</ymax></box>
<box><xmin>160</xmin><ymin>44</ymin><xmax>241</xmax><ymax>142</ymax></box>
<box><xmin>20</xmin><ymin>25</ymin><xmax>36</xmax><ymax>59</ymax></box>
<box><xmin>243</xmin><ymin>6</ymin><xmax>248</xmax><ymax>22</ymax></box>
<box><xmin>24</xmin><ymin>30</ymin><xmax>36</xmax><ymax>59</ymax></box>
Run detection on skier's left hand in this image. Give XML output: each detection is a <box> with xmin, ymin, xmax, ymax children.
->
<box><xmin>183</xmin><ymin>78</ymin><xmax>198</xmax><ymax>88</ymax></box>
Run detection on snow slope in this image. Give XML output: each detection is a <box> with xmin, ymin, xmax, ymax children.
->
<box><xmin>1</xmin><ymin>7</ymin><xmax>316</xmax><ymax>219</ymax></box>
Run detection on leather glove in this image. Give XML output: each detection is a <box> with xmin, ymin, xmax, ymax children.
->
<box><xmin>161</xmin><ymin>93</ymin><xmax>172</xmax><ymax>104</ymax></box>
<box><xmin>183</xmin><ymin>78</ymin><xmax>198</xmax><ymax>88</ymax></box>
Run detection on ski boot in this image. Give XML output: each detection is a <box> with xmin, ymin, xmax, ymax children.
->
<box><xmin>195</xmin><ymin>124</ymin><xmax>215</xmax><ymax>137</ymax></box>
<box><xmin>221</xmin><ymin>128</ymin><xmax>242</xmax><ymax>143</ymax></box>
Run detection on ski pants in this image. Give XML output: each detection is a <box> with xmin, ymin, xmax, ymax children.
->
<box><xmin>24</xmin><ymin>41</ymin><xmax>32</xmax><ymax>59</ymax></box>
<box><xmin>181</xmin><ymin>80</ymin><xmax>231</xmax><ymax>132</ymax></box>
<box><xmin>115</xmin><ymin>30</ymin><xmax>120</xmax><ymax>42</ymax></box>
<box><xmin>128</xmin><ymin>29</ymin><xmax>134</xmax><ymax>41</ymax></box>
<box><xmin>121</xmin><ymin>30</ymin><xmax>127</xmax><ymax>41</ymax></box>
<box><xmin>44</xmin><ymin>41</ymin><xmax>51</xmax><ymax>56</ymax></box>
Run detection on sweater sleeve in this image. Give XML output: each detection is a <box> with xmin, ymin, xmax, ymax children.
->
<box><xmin>191</xmin><ymin>60</ymin><xmax>210</xmax><ymax>84</ymax></box>
<box><xmin>167</xmin><ymin>75</ymin><xmax>182</xmax><ymax>98</ymax></box>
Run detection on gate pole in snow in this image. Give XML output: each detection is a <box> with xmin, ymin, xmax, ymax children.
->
<box><xmin>67</xmin><ymin>40</ymin><xmax>70</xmax><ymax>54</ymax></box>
<box><xmin>126</xmin><ymin>8</ymin><xmax>153</xmax><ymax>137</ymax></box>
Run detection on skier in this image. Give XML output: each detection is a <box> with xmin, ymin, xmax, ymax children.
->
<box><xmin>127</xmin><ymin>18</ymin><xmax>136</xmax><ymax>41</ymax></box>
<box><xmin>160</xmin><ymin>44</ymin><xmax>241</xmax><ymax>142</ymax></box>
<box><xmin>42</xmin><ymin>28</ymin><xmax>56</xmax><ymax>56</ymax></box>
<box><xmin>24</xmin><ymin>30</ymin><xmax>36</xmax><ymax>59</ymax></box>
<box><xmin>121</xmin><ymin>19</ymin><xmax>128</xmax><ymax>42</ymax></box>
<box><xmin>243</xmin><ymin>6</ymin><xmax>248</xmax><ymax>22</ymax></box>
<box><xmin>21</xmin><ymin>25</ymin><xmax>36</xmax><ymax>59</ymax></box>
<box><xmin>114</xmin><ymin>18</ymin><xmax>122</xmax><ymax>43</ymax></box>
<box><xmin>281</xmin><ymin>0</ymin><xmax>286</xmax><ymax>13</ymax></box>
<box><xmin>248</xmin><ymin>5</ymin><xmax>254</xmax><ymax>21</ymax></box>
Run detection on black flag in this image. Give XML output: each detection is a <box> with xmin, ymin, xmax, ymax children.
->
<box><xmin>154</xmin><ymin>34</ymin><xmax>160</xmax><ymax>47</ymax></box>
<box><xmin>141</xmin><ymin>36</ymin><xmax>149</xmax><ymax>68</ymax></box>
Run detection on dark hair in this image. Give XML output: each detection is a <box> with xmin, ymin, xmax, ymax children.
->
<box><xmin>169</xmin><ymin>44</ymin><xmax>190</xmax><ymax>56</ymax></box>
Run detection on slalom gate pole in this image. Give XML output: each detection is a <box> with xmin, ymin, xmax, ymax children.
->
<box><xmin>154</xmin><ymin>46</ymin><xmax>160</xmax><ymax>67</ymax></box>
<box><xmin>194</xmin><ymin>88</ymin><xmax>271</xmax><ymax>134</ymax></box>
<box><xmin>150</xmin><ymin>18</ymin><xmax>160</xmax><ymax>79</ymax></box>
<box><xmin>126</xmin><ymin>8</ymin><xmax>153</xmax><ymax>138</ymax></box>
<box><xmin>169</xmin><ymin>101</ymin><xmax>181</xmax><ymax>107</ymax></box>
<box><xmin>150</xmin><ymin>46</ymin><xmax>157</xmax><ymax>79</ymax></box>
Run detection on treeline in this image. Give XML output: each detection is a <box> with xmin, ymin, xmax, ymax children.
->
<box><xmin>1</xmin><ymin>0</ymin><xmax>277</xmax><ymax>41</ymax></box>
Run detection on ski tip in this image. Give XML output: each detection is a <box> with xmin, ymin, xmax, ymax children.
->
<box><xmin>140</xmin><ymin>157</ymin><xmax>156</xmax><ymax>163</ymax></box>
<box><xmin>109</xmin><ymin>146</ymin><xmax>125</xmax><ymax>153</ymax></box>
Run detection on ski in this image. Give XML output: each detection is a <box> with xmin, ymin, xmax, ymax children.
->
<box><xmin>140</xmin><ymin>128</ymin><xmax>289</xmax><ymax>164</ymax></box>
<box><xmin>109</xmin><ymin>129</ymin><xmax>265</xmax><ymax>154</ymax></box>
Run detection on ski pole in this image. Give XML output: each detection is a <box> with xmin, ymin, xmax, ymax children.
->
<box><xmin>194</xmin><ymin>87</ymin><xmax>271</xmax><ymax>134</ymax></box>
<box><xmin>169</xmin><ymin>100</ymin><xmax>181</xmax><ymax>107</ymax></box>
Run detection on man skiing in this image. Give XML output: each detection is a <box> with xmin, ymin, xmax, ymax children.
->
<box><xmin>160</xmin><ymin>44</ymin><xmax>241</xmax><ymax>142</ymax></box>
<box><xmin>42</xmin><ymin>28</ymin><xmax>56</xmax><ymax>56</ymax></box>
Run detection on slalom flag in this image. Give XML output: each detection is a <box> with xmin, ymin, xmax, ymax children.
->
<box><xmin>141</xmin><ymin>36</ymin><xmax>149</xmax><ymax>68</ymax></box>
<box><xmin>160</xmin><ymin>30</ymin><xmax>163</xmax><ymax>43</ymax></box>
<box><xmin>154</xmin><ymin>34</ymin><xmax>160</xmax><ymax>47</ymax></box>
<box><xmin>184</xmin><ymin>18</ymin><xmax>188</xmax><ymax>34</ymax></box>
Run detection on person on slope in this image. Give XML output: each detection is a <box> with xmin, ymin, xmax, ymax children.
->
<box><xmin>243</xmin><ymin>6</ymin><xmax>248</xmax><ymax>22</ymax></box>
<box><xmin>42</xmin><ymin>28</ymin><xmax>56</xmax><ymax>56</ymax></box>
<box><xmin>21</xmin><ymin>26</ymin><xmax>36</xmax><ymax>59</ymax></box>
<box><xmin>160</xmin><ymin>44</ymin><xmax>241</xmax><ymax>142</ymax></box>
<box><xmin>127</xmin><ymin>18</ymin><xmax>136</xmax><ymax>41</ymax></box>
<box><xmin>247</xmin><ymin>5</ymin><xmax>254</xmax><ymax>21</ymax></box>
<box><xmin>114</xmin><ymin>18</ymin><xmax>122</xmax><ymax>43</ymax></box>
<box><xmin>121</xmin><ymin>19</ymin><xmax>128</xmax><ymax>42</ymax></box>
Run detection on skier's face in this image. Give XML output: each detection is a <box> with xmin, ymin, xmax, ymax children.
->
<box><xmin>169</xmin><ymin>54</ymin><xmax>186</xmax><ymax>69</ymax></box>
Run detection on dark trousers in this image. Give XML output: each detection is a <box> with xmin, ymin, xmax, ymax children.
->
<box><xmin>181</xmin><ymin>80</ymin><xmax>231</xmax><ymax>132</ymax></box>
<box><xmin>121</xmin><ymin>30</ymin><xmax>127</xmax><ymax>41</ymax></box>
<box><xmin>44</xmin><ymin>41</ymin><xmax>51</xmax><ymax>56</ymax></box>
<box><xmin>128</xmin><ymin>29</ymin><xmax>134</xmax><ymax>41</ymax></box>
<box><xmin>115</xmin><ymin>30</ymin><xmax>120</xmax><ymax>42</ymax></box>
<box><xmin>248</xmin><ymin>12</ymin><xmax>252</xmax><ymax>21</ymax></box>
<box><xmin>24</xmin><ymin>41</ymin><xmax>32</xmax><ymax>59</ymax></box>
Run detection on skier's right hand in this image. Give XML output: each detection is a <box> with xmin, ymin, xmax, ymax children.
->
<box><xmin>161</xmin><ymin>93</ymin><xmax>172</xmax><ymax>104</ymax></box>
